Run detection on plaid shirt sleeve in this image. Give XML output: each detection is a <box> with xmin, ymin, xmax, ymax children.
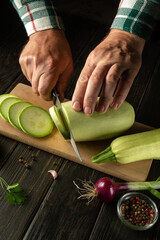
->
<box><xmin>111</xmin><ymin>0</ymin><xmax>160</xmax><ymax>40</ymax></box>
<box><xmin>10</xmin><ymin>0</ymin><xmax>64</xmax><ymax>36</ymax></box>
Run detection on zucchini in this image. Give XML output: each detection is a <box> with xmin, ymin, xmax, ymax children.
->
<box><xmin>0</xmin><ymin>94</ymin><xmax>18</xmax><ymax>104</ymax></box>
<box><xmin>92</xmin><ymin>128</ymin><xmax>160</xmax><ymax>164</ymax></box>
<box><xmin>8</xmin><ymin>101</ymin><xmax>32</xmax><ymax>129</ymax></box>
<box><xmin>49</xmin><ymin>100</ymin><xmax>135</xmax><ymax>142</ymax></box>
<box><xmin>19</xmin><ymin>105</ymin><xmax>53</xmax><ymax>137</ymax></box>
<box><xmin>49</xmin><ymin>105</ymin><xmax>70</xmax><ymax>140</ymax></box>
<box><xmin>0</xmin><ymin>97</ymin><xmax>21</xmax><ymax>121</ymax></box>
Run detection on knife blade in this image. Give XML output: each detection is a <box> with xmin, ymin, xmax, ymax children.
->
<box><xmin>52</xmin><ymin>89</ymin><xmax>82</xmax><ymax>162</ymax></box>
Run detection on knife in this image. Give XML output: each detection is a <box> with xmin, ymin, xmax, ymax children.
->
<box><xmin>52</xmin><ymin>89</ymin><xmax>82</xmax><ymax>162</ymax></box>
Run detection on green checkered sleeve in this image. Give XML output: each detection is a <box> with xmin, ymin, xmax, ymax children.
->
<box><xmin>111</xmin><ymin>0</ymin><xmax>160</xmax><ymax>40</ymax></box>
<box><xmin>10</xmin><ymin>0</ymin><xmax>64</xmax><ymax>36</ymax></box>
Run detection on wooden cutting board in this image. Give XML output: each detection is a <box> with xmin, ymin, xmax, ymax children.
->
<box><xmin>0</xmin><ymin>83</ymin><xmax>153</xmax><ymax>182</ymax></box>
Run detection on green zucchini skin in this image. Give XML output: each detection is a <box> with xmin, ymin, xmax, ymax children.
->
<box><xmin>50</xmin><ymin>100</ymin><xmax>135</xmax><ymax>142</ymax></box>
<box><xmin>92</xmin><ymin>128</ymin><xmax>160</xmax><ymax>164</ymax></box>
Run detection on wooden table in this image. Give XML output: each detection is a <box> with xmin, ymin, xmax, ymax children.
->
<box><xmin>0</xmin><ymin>2</ymin><xmax>160</xmax><ymax>240</ymax></box>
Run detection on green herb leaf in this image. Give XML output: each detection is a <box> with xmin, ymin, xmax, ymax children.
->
<box><xmin>7</xmin><ymin>183</ymin><xmax>22</xmax><ymax>192</ymax></box>
<box><xmin>0</xmin><ymin>177</ymin><xmax>27</xmax><ymax>205</ymax></box>
<box><xmin>5</xmin><ymin>190</ymin><xmax>27</xmax><ymax>205</ymax></box>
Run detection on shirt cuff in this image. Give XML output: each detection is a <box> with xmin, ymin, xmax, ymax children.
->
<box><xmin>111</xmin><ymin>0</ymin><xmax>160</xmax><ymax>40</ymax></box>
<box><xmin>11</xmin><ymin>0</ymin><xmax>64</xmax><ymax>36</ymax></box>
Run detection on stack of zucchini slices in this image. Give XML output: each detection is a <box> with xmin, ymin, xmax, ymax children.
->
<box><xmin>0</xmin><ymin>94</ymin><xmax>53</xmax><ymax>138</ymax></box>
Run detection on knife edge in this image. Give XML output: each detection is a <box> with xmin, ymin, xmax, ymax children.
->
<box><xmin>52</xmin><ymin>89</ymin><xmax>82</xmax><ymax>162</ymax></box>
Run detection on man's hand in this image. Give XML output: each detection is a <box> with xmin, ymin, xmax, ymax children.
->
<box><xmin>19</xmin><ymin>29</ymin><xmax>73</xmax><ymax>101</ymax></box>
<box><xmin>72</xmin><ymin>29</ymin><xmax>145</xmax><ymax>115</ymax></box>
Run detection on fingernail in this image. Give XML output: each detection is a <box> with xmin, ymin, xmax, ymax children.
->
<box><xmin>111</xmin><ymin>102</ymin><xmax>119</xmax><ymax>109</ymax></box>
<box><xmin>84</xmin><ymin>107</ymin><xmax>92</xmax><ymax>115</ymax></box>
<box><xmin>73</xmin><ymin>101</ymin><xmax>81</xmax><ymax>111</ymax></box>
<box><xmin>98</xmin><ymin>105</ymin><xmax>106</xmax><ymax>113</ymax></box>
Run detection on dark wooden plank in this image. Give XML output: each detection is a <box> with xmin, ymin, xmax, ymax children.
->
<box><xmin>126</xmin><ymin>35</ymin><xmax>160</xmax><ymax>126</ymax></box>
<box><xmin>0</xmin><ymin>135</ymin><xmax>18</xmax><ymax>169</ymax></box>
<box><xmin>0</xmin><ymin>144</ymin><xmax>64</xmax><ymax>240</ymax></box>
<box><xmin>135</xmin><ymin>49</ymin><xmax>160</xmax><ymax>128</ymax></box>
<box><xmin>0</xmin><ymin>2</ymin><xmax>27</xmax><ymax>94</ymax></box>
<box><xmin>0</xmin><ymin>30</ymin><xmax>27</xmax><ymax>94</ymax></box>
<box><xmin>22</xmin><ymin>161</ymin><xmax>105</xmax><ymax>240</ymax></box>
<box><xmin>88</xmin><ymin>195</ymin><xmax>160</xmax><ymax>240</ymax></box>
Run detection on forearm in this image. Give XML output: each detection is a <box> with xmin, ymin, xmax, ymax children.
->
<box><xmin>10</xmin><ymin>0</ymin><xmax>64</xmax><ymax>36</ymax></box>
<box><xmin>111</xmin><ymin>0</ymin><xmax>160</xmax><ymax>40</ymax></box>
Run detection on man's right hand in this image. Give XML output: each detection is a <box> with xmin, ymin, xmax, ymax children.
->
<box><xmin>19</xmin><ymin>29</ymin><xmax>73</xmax><ymax>101</ymax></box>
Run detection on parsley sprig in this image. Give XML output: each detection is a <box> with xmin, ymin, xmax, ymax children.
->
<box><xmin>0</xmin><ymin>177</ymin><xmax>27</xmax><ymax>205</ymax></box>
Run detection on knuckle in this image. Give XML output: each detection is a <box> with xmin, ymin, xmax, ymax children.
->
<box><xmin>91</xmin><ymin>72</ymin><xmax>101</xmax><ymax>84</ymax></box>
<box><xmin>107</xmin><ymin>73</ymin><xmax>117</xmax><ymax>83</ymax></box>
<box><xmin>19</xmin><ymin>55</ymin><xmax>30</xmax><ymax>65</ymax></box>
<box><xmin>45</xmin><ymin>56</ymin><xmax>56</xmax><ymax>71</ymax></box>
<box><xmin>79</xmin><ymin>74</ymin><xmax>89</xmax><ymax>84</ymax></box>
<box><xmin>87</xmin><ymin>50</ymin><xmax>98</xmax><ymax>64</ymax></box>
<box><xmin>88</xmin><ymin>51</ymin><xmax>96</xmax><ymax>60</ymax></box>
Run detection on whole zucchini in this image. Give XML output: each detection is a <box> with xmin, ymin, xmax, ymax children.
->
<box><xmin>92</xmin><ymin>128</ymin><xmax>160</xmax><ymax>164</ymax></box>
<box><xmin>49</xmin><ymin>100</ymin><xmax>135</xmax><ymax>142</ymax></box>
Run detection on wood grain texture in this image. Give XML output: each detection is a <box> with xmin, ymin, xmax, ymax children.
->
<box><xmin>1</xmin><ymin>4</ymin><xmax>160</xmax><ymax>240</ymax></box>
<box><xmin>0</xmin><ymin>83</ymin><xmax>153</xmax><ymax>182</ymax></box>
<box><xmin>0</xmin><ymin>144</ymin><xmax>64</xmax><ymax>240</ymax></box>
<box><xmin>23</xmin><ymin>162</ymin><xmax>104</xmax><ymax>240</ymax></box>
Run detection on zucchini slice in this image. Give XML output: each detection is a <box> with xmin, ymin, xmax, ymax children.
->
<box><xmin>0</xmin><ymin>97</ymin><xmax>21</xmax><ymax>121</ymax></box>
<box><xmin>8</xmin><ymin>101</ymin><xmax>32</xmax><ymax>129</ymax></box>
<box><xmin>0</xmin><ymin>94</ymin><xmax>18</xmax><ymax>104</ymax></box>
<box><xmin>18</xmin><ymin>105</ymin><xmax>54</xmax><ymax>137</ymax></box>
<box><xmin>49</xmin><ymin>106</ymin><xmax>70</xmax><ymax>140</ymax></box>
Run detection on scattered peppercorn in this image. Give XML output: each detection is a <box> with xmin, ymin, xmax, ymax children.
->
<box><xmin>121</xmin><ymin>196</ymin><xmax>155</xmax><ymax>226</ymax></box>
<box><xmin>25</xmin><ymin>163</ymin><xmax>31</xmax><ymax>169</ymax></box>
<box><xmin>18</xmin><ymin>158</ymin><xmax>23</xmax><ymax>163</ymax></box>
<box><xmin>18</xmin><ymin>147</ymin><xmax>38</xmax><ymax>168</ymax></box>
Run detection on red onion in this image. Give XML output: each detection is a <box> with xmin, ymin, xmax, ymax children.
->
<box><xmin>73</xmin><ymin>177</ymin><xmax>160</xmax><ymax>203</ymax></box>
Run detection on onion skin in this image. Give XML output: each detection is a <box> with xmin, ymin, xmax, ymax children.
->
<box><xmin>94</xmin><ymin>177</ymin><xmax>129</xmax><ymax>202</ymax></box>
<box><xmin>74</xmin><ymin>177</ymin><xmax>160</xmax><ymax>204</ymax></box>
<box><xmin>94</xmin><ymin>177</ymin><xmax>160</xmax><ymax>202</ymax></box>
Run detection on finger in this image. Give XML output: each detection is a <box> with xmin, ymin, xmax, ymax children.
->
<box><xmin>19</xmin><ymin>56</ymin><xmax>32</xmax><ymax>84</ymax></box>
<box><xmin>56</xmin><ymin>63</ymin><xmax>73</xmax><ymax>102</ymax></box>
<box><xmin>38</xmin><ymin>70</ymin><xmax>59</xmax><ymax>100</ymax></box>
<box><xmin>110</xmin><ymin>69</ymin><xmax>137</xmax><ymax>109</ymax></box>
<box><xmin>72</xmin><ymin>61</ymin><xmax>95</xmax><ymax>112</ymax></box>
<box><xmin>31</xmin><ymin>67</ymin><xmax>41</xmax><ymax>95</ymax></box>
<box><xmin>97</xmin><ymin>64</ymin><xmax>125</xmax><ymax>113</ymax></box>
<box><xmin>83</xmin><ymin>64</ymin><xmax>109</xmax><ymax>115</ymax></box>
